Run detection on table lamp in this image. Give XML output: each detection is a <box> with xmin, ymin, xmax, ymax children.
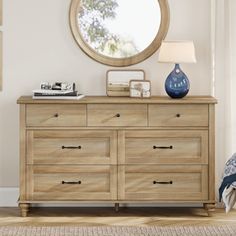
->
<box><xmin>158</xmin><ymin>41</ymin><xmax>196</xmax><ymax>98</ymax></box>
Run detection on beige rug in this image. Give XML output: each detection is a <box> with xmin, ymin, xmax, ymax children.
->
<box><xmin>0</xmin><ymin>226</ymin><xmax>236</xmax><ymax>236</ymax></box>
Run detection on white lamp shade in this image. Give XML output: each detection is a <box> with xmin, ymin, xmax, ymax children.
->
<box><xmin>158</xmin><ymin>41</ymin><xmax>197</xmax><ymax>63</ymax></box>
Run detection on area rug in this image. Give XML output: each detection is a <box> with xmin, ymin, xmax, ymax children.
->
<box><xmin>0</xmin><ymin>226</ymin><xmax>236</xmax><ymax>236</ymax></box>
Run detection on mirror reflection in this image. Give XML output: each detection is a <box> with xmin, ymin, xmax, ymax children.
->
<box><xmin>78</xmin><ymin>0</ymin><xmax>161</xmax><ymax>58</ymax></box>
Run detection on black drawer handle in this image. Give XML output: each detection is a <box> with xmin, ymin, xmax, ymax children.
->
<box><xmin>54</xmin><ymin>113</ymin><xmax>59</xmax><ymax>118</ymax></box>
<box><xmin>176</xmin><ymin>114</ymin><xmax>181</xmax><ymax>118</ymax></box>
<box><xmin>62</xmin><ymin>146</ymin><xmax>82</xmax><ymax>150</ymax></box>
<box><xmin>153</xmin><ymin>180</ymin><xmax>173</xmax><ymax>185</ymax></box>
<box><xmin>153</xmin><ymin>145</ymin><xmax>173</xmax><ymax>149</ymax></box>
<box><xmin>61</xmin><ymin>181</ymin><xmax>81</xmax><ymax>185</ymax></box>
<box><xmin>115</xmin><ymin>113</ymin><xmax>121</xmax><ymax>118</ymax></box>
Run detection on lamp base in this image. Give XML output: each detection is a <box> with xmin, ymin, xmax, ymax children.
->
<box><xmin>165</xmin><ymin>64</ymin><xmax>190</xmax><ymax>99</ymax></box>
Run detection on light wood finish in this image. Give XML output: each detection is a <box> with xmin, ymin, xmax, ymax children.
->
<box><xmin>118</xmin><ymin>165</ymin><xmax>208</xmax><ymax>201</ymax></box>
<box><xmin>209</xmin><ymin>104</ymin><xmax>216</xmax><ymax>202</ymax></box>
<box><xmin>69</xmin><ymin>0</ymin><xmax>170</xmax><ymax>67</ymax></box>
<box><xmin>27</xmin><ymin>130</ymin><xmax>117</xmax><ymax>165</ymax></box>
<box><xmin>87</xmin><ymin>104</ymin><xmax>147</xmax><ymax>127</ymax></box>
<box><xmin>18</xmin><ymin>96</ymin><xmax>217</xmax><ymax>104</ymax></box>
<box><xmin>121</xmin><ymin>130</ymin><xmax>208</xmax><ymax>164</ymax></box>
<box><xmin>106</xmin><ymin>69</ymin><xmax>145</xmax><ymax>97</ymax></box>
<box><xmin>204</xmin><ymin>203</ymin><xmax>216</xmax><ymax>217</ymax></box>
<box><xmin>18</xmin><ymin>96</ymin><xmax>216</xmax><ymax>217</ymax></box>
<box><xmin>149</xmin><ymin>104</ymin><xmax>209</xmax><ymax>127</ymax></box>
<box><xmin>26</xmin><ymin>165</ymin><xmax>117</xmax><ymax>201</ymax></box>
<box><xmin>26</xmin><ymin>104</ymin><xmax>86</xmax><ymax>127</ymax></box>
<box><xmin>18</xmin><ymin>200</ymin><xmax>216</xmax><ymax>205</ymax></box>
<box><xmin>18</xmin><ymin>204</ymin><xmax>30</xmax><ymax>218</ymax></box>
<box><xmin>19</xmin><ymin>105</ymin><xmax>26</xmax><ymax>201</ymax></box>
<box><xmin>1</xmin><ymin>207</ymin><xmax>236</xmax><ymax>227</ymax></box>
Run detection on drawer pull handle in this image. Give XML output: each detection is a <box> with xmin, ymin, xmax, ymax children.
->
<box><xmin>153</xmin><ymin>180</ymin><xmax>173</xmax><ymax>185</ymax></box>
<box><xmin>153</xmin><ymin>145</ymin><xmax>173</xmax><ymax>149</ymax></box>
<box><xmin>115</xmin><ymin>113</ymin><xmax>121</xmax><ymax>118</ymax></box>
<box><xmin>176</xmin><ymin>114</ymin><xmax>181</xmax><ymax>118</ymax></box>
<box><xmin>62</xmin><ymin>146</ymin><xmax>82</xmax><ymax>149</ymax></box>
<box><xmin>54</xmin><ymin>113</ymin><xmax>59</xmax><ymax>118</ymax></box>
<box><xmin>61</xmin><ymin>181</ymin><xmax>81</xmax><ymax>185</ymax></box>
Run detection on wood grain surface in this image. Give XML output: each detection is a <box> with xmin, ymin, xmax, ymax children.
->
<box><xmin>18</xmin><ymin>96</ymin><xmax>216</xmax><ymax>217</ymax></box>
<box><xmin>0</xmin><ymin>208</ymin><xmax>235</xmax><ymax>227</ymax></box>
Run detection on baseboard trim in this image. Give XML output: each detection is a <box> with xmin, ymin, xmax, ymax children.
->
<box><xmin>0</xmin><ymin>188</ymin><xmax>19</xmax><ymax>207</ymax></box>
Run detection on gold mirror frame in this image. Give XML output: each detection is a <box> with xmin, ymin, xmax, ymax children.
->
<box><xmin>69</xmin><ymin>0</ymin><xmax>170</xmax><ymax>67</ymax></box>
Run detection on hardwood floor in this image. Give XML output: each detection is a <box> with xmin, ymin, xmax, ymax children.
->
<box><xmin>0</xmin><ymin>207</ymin><xmax>236</xmax><ymax>227</ymax></box>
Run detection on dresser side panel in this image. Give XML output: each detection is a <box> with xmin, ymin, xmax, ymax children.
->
<box><xmin>19</xmin><ymin>104</ymin><xmax>26</xmax><ymax>201</ymax></box>
<box><xmin>209</xmin><ymin>104</ymin><xmax>216</xmax><ymax>202</ymax></box>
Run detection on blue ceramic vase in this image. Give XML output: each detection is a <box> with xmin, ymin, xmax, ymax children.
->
<box><xmin>165</xmin><ymin>64</ymin><xmax>190</xmax><ymax>99</ymax></box>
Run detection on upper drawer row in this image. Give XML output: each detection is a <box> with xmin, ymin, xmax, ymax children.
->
<box><xmin>26</xmin><ymin>104</ymin><xmax>209</xmax><ymax>127</ymax></box>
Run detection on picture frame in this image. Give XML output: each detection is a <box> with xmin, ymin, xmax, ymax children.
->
<box><xmin>130</xmin><ymin>80</ymin><xmax>151</xmax><ymax>98</ymax></box>
<box><xmin>106</xmin><ymin>69</ymin><xmax>145</xmax><ymax>97</ymax></box>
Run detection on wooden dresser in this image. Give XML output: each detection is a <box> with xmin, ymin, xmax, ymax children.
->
<box><xmin>17</xmin><ymin>96</ymin><xmax>217</xmax><ymax>217</ymax></box>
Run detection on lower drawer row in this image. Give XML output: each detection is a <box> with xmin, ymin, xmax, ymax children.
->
<box><xmin>26</xmin><ymin>165</ymin><xmax>208</xmax><ymax>201</ymax></box>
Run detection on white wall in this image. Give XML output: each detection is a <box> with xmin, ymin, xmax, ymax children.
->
<box><xmin>230</xmin><ymin>1</ymin><xmax>236</xmax><ymax>149</ymax></box>
<box><xmin>213</xmin><ymin>0</ymin><xmax>225</xmax><ymax>205</ymax></box>
<box><xmin>0</xmin><ymin>0</ymin><xmax>212</xmax><ymax>190</ymax></box>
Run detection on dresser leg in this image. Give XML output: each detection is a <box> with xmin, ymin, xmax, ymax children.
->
<box><xmin>19</xmin><ymin>203</ymin><xmax>30</xmax><ymax>217</ymax></box>
<box><xmin>115</xmin><ymin>203</ymin><xmax>119</xmax><ymax>212</ymax></box>
<box><xmin>204</xmin><ymin>203</ymin><xmax>215</xmax><ymax>216</ymax></box>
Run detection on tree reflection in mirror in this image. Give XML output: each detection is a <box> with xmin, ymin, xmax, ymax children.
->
<box><xmin>70</xmin><ymin>0</ymin><xmax>169</xmax><ymax>66</ymax></box>
<box><xmin>78</xmin><ymin>0</ymin><xmax>161</xmax><ymax>58</ymax></box>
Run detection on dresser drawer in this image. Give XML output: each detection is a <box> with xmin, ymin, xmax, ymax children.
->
<box><xmin>149</xmin><ymin>104</ymin><xmax>208</xmax><ymax>127</ymax></box>
<box><xmin>26</xmin><ymin>165</ymin><xmax>117</xmax><ymax>201</ymax></box>
<box><xmin>87</xmin><ymin>104</ymin><xmax>147</xmax><ymax>127</ymax></box>
<box><xmin>26</xmin><ymin>104</ymin><xmax>86</xmax><ymax>127</ymax></box>
<box><xmin>118</xmin><ymin>165</ymin><xmax>208</xmax><ymax>201</ymax></box>
<box><xmin>120</xmin><ymin>130</ymin><xmax>208</xmax><ymax>164</ymax></box>
<box><xmin>27</xmin><ymin>130</ymin><xmax>117</xmax><ymax>165</ymax></box>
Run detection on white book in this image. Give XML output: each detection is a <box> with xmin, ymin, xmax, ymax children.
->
<box><xmin>33</xmin><ymin>94</ymin><xmax>85</xmax><ymax>100</ymax></box>
<box><xmin>32</xmin><ymin>89</ymin><xmax>74</xmax><ymax>95</ymax></box>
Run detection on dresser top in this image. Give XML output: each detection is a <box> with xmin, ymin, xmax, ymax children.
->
<box><xmin>17</xmin><ymin>96</ymin><xmax>217</xmax><ymax>104</ymax></box>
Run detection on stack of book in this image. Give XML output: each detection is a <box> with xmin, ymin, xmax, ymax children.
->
<box><xmin>32</xmin><ymin>89</ymin><xmax>85</xmax><ymax>100</ymax></box>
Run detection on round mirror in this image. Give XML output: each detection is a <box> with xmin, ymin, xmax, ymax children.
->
<box><xmin>70</xmin><ymin>0</ymin><xmax>169</xmax><ymax>66</ymax></box>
